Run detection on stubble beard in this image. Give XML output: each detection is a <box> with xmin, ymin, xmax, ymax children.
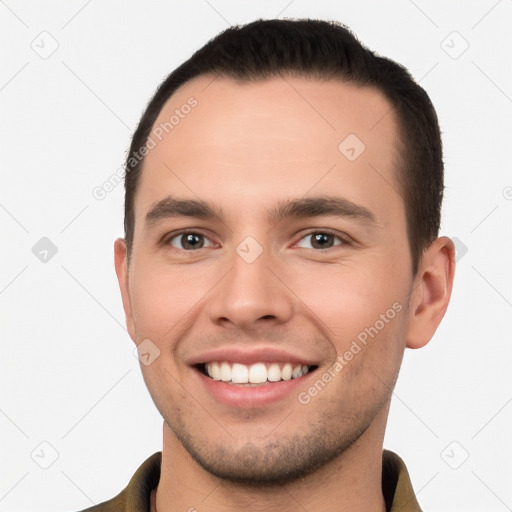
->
<box><xmin>164</xmin><ymin>402</ymin><xmax>384</xmax><ymax>488</ymax></box>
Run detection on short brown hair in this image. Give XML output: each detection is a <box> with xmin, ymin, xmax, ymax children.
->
<box><xmin>123</xmin><ymin>18</ymin><xmax>444</xmax><ymax>275</ymax></box>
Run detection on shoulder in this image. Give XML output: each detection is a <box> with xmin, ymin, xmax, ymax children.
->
<box><xmin>70</xmin><ymin>452</ymin><xmax>162</xmax><ymax>512</ymax></box>
<box><xmin>383</xmin><ymin>449</ymin><xmax>422</xmax><ymax>512</ymax></box>
<box><xmin>75</xmin><ymin>492</ymin><xmax>127</xmax><ymax>512</ymax></box>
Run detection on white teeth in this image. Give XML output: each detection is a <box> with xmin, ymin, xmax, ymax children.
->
<box><xmin>231</xmin><ymin>363</ymin><xmax>249</xmax><ymax>383</ymax></box>
<box><xmin>292</xmin><ymin>365</ymin><xmax>303</xmax><ymax>378</ymax></box>
<box><xmin>281</xmin><ymin>363</ymin><xmax>292</xmax><ymax>381</ymax></box>
<box><xmin>204</xmin><ymin>361</ymin><xmax>311</xmax><ymax>384</ymax></box>
<box><xmin>220</xmin><ymin>362</ymin><xmax>231</xmax><ymax>381</ymax></box>
<box><xmin>210</xmin><ymin>362</ymin><xmax>221</xmax><ymax>380</ymax></box>
<box><xmin>267</xmin><ymin>363</ymin><xmax>281</xmax><ymax>382</ymax></box>
<box><xmin>248</xmin><ymin>363</ymin><xmax>267</xmax><ymax>383</ymax></box>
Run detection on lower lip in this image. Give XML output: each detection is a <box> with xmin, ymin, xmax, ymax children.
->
<box><xmin>195</xmin><ymin>368</ymin><xmax>316</xmax><ymax>409</ymax></box>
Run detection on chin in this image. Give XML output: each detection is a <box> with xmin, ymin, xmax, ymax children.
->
<box><xmin>172</xmin><ymin>421</ymin><xmax>368</xmax><ymax>488</ymax></box>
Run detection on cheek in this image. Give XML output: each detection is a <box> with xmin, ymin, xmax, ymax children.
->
<box><xmin>129</xmin><ymin>263</ymin><xmax>207</xmax><ymax>341</ymax></box>
<box><xmin>289</xmin><ymin>261</ymin><xmax>408</xmax><ymax>382</ymax></box>
<box><xmin>289</xmin><ymin>261</ymin><xmax>405</xmax><ymax>334</ymax></box>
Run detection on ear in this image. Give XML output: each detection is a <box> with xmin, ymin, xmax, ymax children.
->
<box><xmin>114</xmin><ymin>238</ymin><xmax>136</xmax><ymax>343</ymax></box>
<box><xmin>406</xmin><ymin>236</ymin><xmax>456</xmax><ymax>349</ymax></box>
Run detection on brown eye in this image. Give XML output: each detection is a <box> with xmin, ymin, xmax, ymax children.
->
<box><xmin>168</xmin><ymin>232</ymin><xmax>213</xmax><ymax>250</ymax></box>
<box><xmin>296</xmin><ymin>231</ymin><xmax>345</xmax><ymax>250</ymax></box>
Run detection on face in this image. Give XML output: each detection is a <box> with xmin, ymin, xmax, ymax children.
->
<box><xmin>116</xmin><ymin>75</ymin><xmax>417</xmax><ymax>485</ymax></box>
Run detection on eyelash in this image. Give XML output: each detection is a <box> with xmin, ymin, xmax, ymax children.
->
<box><xmin>162</xmin><ymin>229</ymin><xmax>350</xmax><ymax>252</ymax></box>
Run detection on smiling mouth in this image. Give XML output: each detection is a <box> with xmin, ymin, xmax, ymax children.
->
<box><xmin>196</xmin><ymin>361</ymin><xmax>319</xmax><ymax>386</ymax></box>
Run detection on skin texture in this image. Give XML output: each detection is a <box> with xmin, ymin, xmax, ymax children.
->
<box><xmin>114</xmin><ymin>75</ymin><xmax>455</xmax><ymax>511</ymax></box>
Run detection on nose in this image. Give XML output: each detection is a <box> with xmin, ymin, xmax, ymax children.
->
<box><xmin>207</xmin><ymin>243</ymin><xmax>294</xmax><ymax>331</ymax></box>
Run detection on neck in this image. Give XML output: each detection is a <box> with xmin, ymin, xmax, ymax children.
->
<box><xmin>153</xmin><ymin>407</ymin><xmax>389</xmax><ymax>512</ymax></box>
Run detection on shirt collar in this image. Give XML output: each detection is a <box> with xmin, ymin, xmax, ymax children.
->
<box><xmin>114</xmin><ymin>449</ymin><xmax>421</xmax><ymax>511</ymax></box>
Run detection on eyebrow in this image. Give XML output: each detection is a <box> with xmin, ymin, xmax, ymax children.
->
<box><xmin>144</xmin><ymin>195</ymin><xmax>378</xmax><ymax>229</ymax></box>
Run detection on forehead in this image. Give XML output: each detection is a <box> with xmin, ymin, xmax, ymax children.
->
<box><xmin>152</xmin><ymin>74</ymin><xmax>396</xmax><ymax>157</ymax></box>
<box><xmin>136</xmin><ymin>74</ymin><xmax>403</xmax><ymax>227</ymax></box>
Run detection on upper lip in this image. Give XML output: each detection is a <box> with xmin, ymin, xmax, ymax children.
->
<box><xmin>187</xmin><ymin>346</ymin><xmax>321</xmax><ymax>367</ymax></box>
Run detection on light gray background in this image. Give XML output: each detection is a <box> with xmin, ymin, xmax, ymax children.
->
<box><xmin>1</xmin><ymin>1</ymin><xmax>511</xmax><ymax>511</ymax></box>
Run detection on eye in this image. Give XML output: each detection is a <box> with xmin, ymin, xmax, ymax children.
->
<box><xmin>166</xmin><ymin>231</ymin><xmax>215</xmax><ymax>251</ymax></box>
<box><xmin>295</xmin><ymin>231</ymin><xmax>347</xmax><ymax>250</ymax></box>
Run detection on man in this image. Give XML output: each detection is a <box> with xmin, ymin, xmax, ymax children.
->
<box><xmin>82</xmin><ymin>18</ymin><xmax>455</xmax><ymax>511</ymax></box>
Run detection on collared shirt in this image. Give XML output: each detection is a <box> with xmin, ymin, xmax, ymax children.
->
<box><xmin>76</xmin><ymin>450</ymin><xmax>422</xmax><ymax>512</ymax></box>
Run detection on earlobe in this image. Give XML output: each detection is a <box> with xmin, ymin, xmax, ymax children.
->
<box><xmin>114</xmin><ymin>238</ymin><xmax>136</xmax><ymax>343</ymax></box>
<box><xmin>406</xmin><ymin>236</ymin><xmax>456</xmax><ymax>349</ymax></box>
